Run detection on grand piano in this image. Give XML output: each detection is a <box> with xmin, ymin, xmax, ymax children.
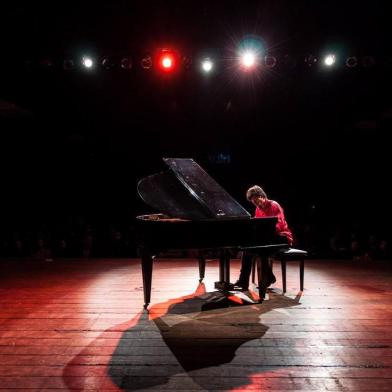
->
<box><xmin>136</xmin><ymin>158</ymin><xmax>288</xmax><ymax>308</ymax></box>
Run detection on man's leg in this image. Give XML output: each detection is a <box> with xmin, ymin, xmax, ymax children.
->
<box><xmin>256</xmin><ymin>255</ymin><xmax>277</xmax><ymax>301</ymax></box>
<box><xmin>261</xmin><ymin>256</ymin><xmax>276</xmax><ymax>286</ymax></box>
<box><xmin>234</xmin><ymin>252</ymin><xmax>253</xmax><ymax>290</ymax></box>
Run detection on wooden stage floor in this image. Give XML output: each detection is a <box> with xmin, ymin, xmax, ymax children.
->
<box><xmin>1</xmin><ymin>257</ymin><xmax>392</xmax><ymax>391</ymax></box>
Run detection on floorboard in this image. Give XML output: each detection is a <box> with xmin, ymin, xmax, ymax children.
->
<box><xmin>0</xmin><ymin>258</ymin><xmax>392</xmax><ymax>391</ymax></box>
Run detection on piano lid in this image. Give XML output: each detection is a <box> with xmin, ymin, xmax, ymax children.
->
<box><xmin>137</xmin><ymin>158</ymin><xmax>251</xmax><ymax>220</ymax></box>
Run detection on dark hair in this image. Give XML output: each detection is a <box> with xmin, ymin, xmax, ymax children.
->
<box><xmin>246</xmin><ymin>185</ymin><xmax>267</xmax><ymax>201</ymax></box>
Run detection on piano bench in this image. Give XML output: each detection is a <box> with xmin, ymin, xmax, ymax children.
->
<box><xmin>251</xmin><ymin>248</ymin><xmax>308</xmax><ymax>293</ymax></box>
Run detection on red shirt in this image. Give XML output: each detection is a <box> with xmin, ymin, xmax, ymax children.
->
<box><xmin>255</xmin><ymin>199</ymin><xmax>293</xmax><ymax>245</ymax></box>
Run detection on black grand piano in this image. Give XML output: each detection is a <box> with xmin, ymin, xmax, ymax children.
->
<box><xmin>136</xmin><ymin>158</ymin><xmax>288</xmax><ymax>308</ymax></box>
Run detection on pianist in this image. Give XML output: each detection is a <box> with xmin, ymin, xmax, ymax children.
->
<box><xmin>234</xmin><ymin>185</ymin><xmax>293</xmax><ymax>291</ymax></box>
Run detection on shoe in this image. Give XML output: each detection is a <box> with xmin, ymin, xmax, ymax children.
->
<box><xmin>233</xmin><ymin>279</ymin><xmax>249</xmax><ymax>291</ymax></box>
<box><xmin>268</xmin><ymin>274</ymin><xmax>276</xmax><ymax>286</ymax></box>
<box><xmin>257</xmin><ymin>274</ymin><xmax>276</xmax><ymax>289</ymax></box>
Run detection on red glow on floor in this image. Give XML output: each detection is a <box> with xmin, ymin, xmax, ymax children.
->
<box><xmin>62</xmin><ymin>311</ymin><xmax>143</xmax><ymax>391</ymax></box>
<box><xmin>148</xmin><ymin>282</ymin><xmax>207</xmax><ymax>320</ymax></box>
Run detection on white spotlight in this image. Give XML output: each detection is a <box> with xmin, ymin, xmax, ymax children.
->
<box><xmin>82</xmin><ymin>56</ymin><xmax>94</xmax><ymax>68</ymax></box>
<box><xmin>324</xmin><ymin>54</ymin><xmax>336</xmax><ymax>67</ymax></box>
<box><xmin>241</xmin><ymin>51</ymin><xmax>256</xmax><ymax>68</ymax></box>
<box><xmin>201</xmin><ymin>58</ymin><xmax>213</xmax><ymax>73</ymax></box>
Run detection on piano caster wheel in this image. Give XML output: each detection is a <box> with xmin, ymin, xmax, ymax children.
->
<box><xmin>143</xmin><ymin>304</ymin><xmax>149</xmax><ymax>311</ymax></box>
<box><xmin>199</xmin><ymin>278</ymin><xmax>204</xmax><ymax>282</ymax></box>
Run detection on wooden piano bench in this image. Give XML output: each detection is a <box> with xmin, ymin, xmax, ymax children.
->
<box><xmin>252</xmin><ymin>248</ymin><xmax>308</xmax><ymax>293</ymax></box>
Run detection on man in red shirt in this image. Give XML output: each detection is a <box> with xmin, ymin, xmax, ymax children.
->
<box><xmin>234</xmin><ymin>185</ymin><xmax>293</xmax><ymax>291</ymax></box>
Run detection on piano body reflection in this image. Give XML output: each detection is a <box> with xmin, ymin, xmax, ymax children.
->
<box><xmin>136</xmin><ymin>158</ymin><xmax>288</xmax><ymax>308</ymax></box>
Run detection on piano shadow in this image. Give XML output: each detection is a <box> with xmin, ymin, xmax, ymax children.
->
<box><xmin>107</xmin><ymin>283</ymin><xmax>302</xmax><ymax>391</ymax></box>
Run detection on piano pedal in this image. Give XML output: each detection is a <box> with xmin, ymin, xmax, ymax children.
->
<box><xmin>214</xmin><ymin>281</ymin><xmax>235</xmax><ymax>291</ymax></box>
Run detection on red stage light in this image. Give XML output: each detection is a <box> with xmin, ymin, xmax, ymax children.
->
<box><xmin>157</xmin><ymin>50</ymin><xmax>178</xmax><ymax>73</ymax></box>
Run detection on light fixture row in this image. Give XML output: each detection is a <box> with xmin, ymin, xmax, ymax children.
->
<box><xmin>29</xmin><ymin>51</ymin><xmax>380</xmax><ymax>73</ymax></box>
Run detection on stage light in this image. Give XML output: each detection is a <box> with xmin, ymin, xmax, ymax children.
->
<box><xmin>264</xmin><ymin>56</ymin><xmax>277</xmax><ymax>68</ymax></box>
<box><xmin>304</xmin><ymin>54</ymin><xmax>317</xmax><ymax>67</ymax></box>
<box><xmin>120</xmin><ymin>57</ymin><xmax>132</xmax><ymax>70</ymax></box>
<box><xmin>241</xmin><ymin>51</ymin><xmax>256</xmax><ymax>68</ymax></box>
<box><xmin>182</xmin><ymin>55</ymin><xmax>192</xmax><ymax>69</ymax></box>
<box><xmin>102</xmin><ymin>56</ymin><xmax>116</xmax><ymax>70</ymax></box>
<box><xmin>162</xmin><ymin>56</ymin><xmax>172</xmax><ymax>68</ymax></box>
<box><xmin>201</xmin><ymin>58</ymin><xmax>214</xmax><ymax>73</ymax></box>
<box><xmin>39</xmin><ymin>57</ymin><xmax>55</xmax><ymax>69</ymax></box>
<box><xmin>141</xmin><ymin>55</ymin><xmax>152</xmax><ymax>69</ymax></box>
<box><xmin>362</xmin><ymin>56</ymin><xmax>376</xmax><ymax>68</ymax></box>
<box><xmin>157</xmin><ymin>49</ymin><xmax>178</xmax><ymax>73</ymax></box>
<box><xmin>63</xmin><ymin>59</ymin><xmax>75</xmax><ymax>70</ymax></box>
<box><xmin>82</xmin><ymin>56</ymin><xmax>94</xmax><ymax>68</ymax></box>
<box><xmin>346</xmin><ymin>56</ymin><xmax>358</xmax><ymax>68</ymax></box>
<box><xmin>237</xmin><ymin>35</ymin><xmax>264</xmax><ymax>71</ymax></box>
<box><xmin>324</xmin><ymin>54</ymin><xmax>336</xmax><ymax>67</ymax></box>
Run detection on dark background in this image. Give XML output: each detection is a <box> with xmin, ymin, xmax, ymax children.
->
<box><xmin>0</xmin><ymin>1</ymin><xmax>390</xmax><ymax>256</ymax></box>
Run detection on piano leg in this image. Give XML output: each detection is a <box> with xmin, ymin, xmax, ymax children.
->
<box><xmin>223</xmin><ymin>250</ymin><xmax>230</xmax><ymax>283</ymax></box>
<box><xmin>215</xmin><ymin>249</ymin><xmax>233</xmax><ymax>290</ymax></box>
<box><xmin>141</xmin><ymin>251</ymin><xmax>154</xmax><ymax>309</ymax></box>
<box><xmin>219</xmin><ymin>250</ymin><xmax>225</xmax><ymax>282</ymax></box>
<box><xmin>198</xmin><ymin>252</ymin><xmax>206</xmax><ymax>282</ymax></box>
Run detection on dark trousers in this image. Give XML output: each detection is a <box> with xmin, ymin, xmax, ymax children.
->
<box><xmin>239</xmin><ymin>235</ymin><xmax>289</xmax><ymax>286</ymax></box>
<box><xmin>238</xmin><ymin>252</ymin><xmax>274</xmax><ymax>286</ymax></box>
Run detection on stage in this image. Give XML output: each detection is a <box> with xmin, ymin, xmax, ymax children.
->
<box><xmin>1</xmin><ymin>257</ymin><xmax>391</xmax><ymax>391</ymax></box>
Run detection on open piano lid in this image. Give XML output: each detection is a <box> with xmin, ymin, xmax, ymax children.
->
<box><xmin>137</xmin><ymin>158</ymin><xmax>251</xmax><ymax>220</ymax></box>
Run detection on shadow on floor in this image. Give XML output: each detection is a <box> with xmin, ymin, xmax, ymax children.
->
<box><xmin>104</xmin><ymin>284</ymin><xmax>302</xmax><ymax>390</ymax></box>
